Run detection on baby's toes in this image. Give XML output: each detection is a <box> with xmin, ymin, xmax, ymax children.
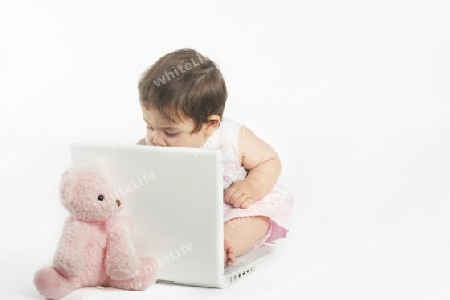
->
<box><xmin>227</xmin><ymin>246</ymin><xmax>235</xmax><ymax>263</ymax></box>
<box><xmin>224</xmin><ymin>239</ymin><xmax>234</xmax><ymax>265</ymax></box>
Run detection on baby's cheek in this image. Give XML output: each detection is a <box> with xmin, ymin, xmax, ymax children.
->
<box><xmin>171</xmin><ymin>137</ymin><xmax>193</xmax><ymax>148</ymax></box>
<box><xmin>145</xmin><ymin>134</ymin><xmax>152</xmax><ymax>145</ymax></box>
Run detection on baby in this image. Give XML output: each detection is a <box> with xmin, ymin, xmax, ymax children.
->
<box><xmin>136</xmin><ymin>48</ymin><xmax>293</xmax><ymax>265</ymax></box>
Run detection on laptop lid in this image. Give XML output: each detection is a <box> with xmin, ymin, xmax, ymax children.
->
<box><xmin>70</xmin><ymin>143</ymin><xmax>225</xmax><ymax>287</ymax></box>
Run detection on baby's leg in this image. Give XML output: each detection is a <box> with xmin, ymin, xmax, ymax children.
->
<box><xmin>224</xmin><ymin>216</ymin><xmax>270</xmax><ymax>264</ymax></box>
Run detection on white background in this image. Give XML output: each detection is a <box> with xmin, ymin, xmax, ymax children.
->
<box><xmin>1</xmin><ymin>0</ymin><xmax>449</xmax><ymax>299</ymax></box>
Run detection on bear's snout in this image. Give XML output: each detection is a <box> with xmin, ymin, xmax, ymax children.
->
<box><xmin>116</xmin><ymin>200</ymin><xmax>121</xmax><ymax>207</ymax></box>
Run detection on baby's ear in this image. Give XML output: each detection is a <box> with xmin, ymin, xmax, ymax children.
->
<box><xmin>205</xmin><ymin>115</ymin><xmax>221</xmax><ymax>136</ymax></box>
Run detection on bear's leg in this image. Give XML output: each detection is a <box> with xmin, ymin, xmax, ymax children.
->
<box><xmin>107</xmin><ymin>255</ymin><xmax>158</xmax><ymax>291</ymax></box>
<box><xmin>34</xmin><ymin>267</ymin><xmax>79</xmax><ymax>299</ymax></box>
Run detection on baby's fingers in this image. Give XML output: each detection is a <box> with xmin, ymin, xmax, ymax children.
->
<box><xmin>224</xmin><ymin>187</ymin><xmax>238</xmax><ymax>204</ymax></box>
<box><xmin>231</xmin><ymin>193</ymin><xmax>251</xmax><ymax>208</ymax></box>
<box><xmin>240</xmin><ymin>197</ymin><xmax>256</xmax><ymax>209</ymax></box>
<box><xmin>225</xmin><ymin>189</ymin><xmax>246</xmax><ymax>207</ymax></box>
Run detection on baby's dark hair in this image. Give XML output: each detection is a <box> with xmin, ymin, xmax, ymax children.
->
<box><xmin>138</xmin><ymin>48</ymin><xmax>227</xmax><ymax>133</ymax></box>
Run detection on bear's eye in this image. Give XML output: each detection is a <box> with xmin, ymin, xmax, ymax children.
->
<box><xmin>97</xmin><ymin>194</ymin><xmax>104</xmax><ymax>201</ymax></box>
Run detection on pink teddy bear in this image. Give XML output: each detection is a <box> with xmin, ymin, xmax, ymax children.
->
<box><xmin>34</xmin><ymin>160</ymin><xmax>158</xmax><ymax>299</ymax></box>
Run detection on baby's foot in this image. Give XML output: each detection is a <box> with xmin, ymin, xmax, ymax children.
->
<box><xmin>224</xmin><ymin>239</ymin><xmax>235</xmax><ymax>266</ymax></box>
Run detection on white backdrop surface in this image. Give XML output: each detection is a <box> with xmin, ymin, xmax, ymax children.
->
<box><xmin>0</xmin><ymin>1</ymin><xmax>449</xmax><ymax>299</ymax></box>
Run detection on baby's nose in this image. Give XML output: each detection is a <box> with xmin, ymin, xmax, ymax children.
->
<box><xmin>151</xmin><ymin>138</ymin><xmax>166</xmax><ymax>146</ymax></box>
<box><xmin>150</xmin><ymin>133</ymin><xmax>167</xmax><ymax>146</ymax></box>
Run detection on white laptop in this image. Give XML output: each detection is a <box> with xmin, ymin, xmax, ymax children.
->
<box><xmin>70</xmin><ymin>143</ymin><xmax>274</xmax><ymax>288</ymax></box>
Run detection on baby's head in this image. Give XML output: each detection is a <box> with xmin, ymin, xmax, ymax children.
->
<box><xmin>138</xmin><ymin>48</ymin><xmax>227</xmax><ymax>147</ymax></box>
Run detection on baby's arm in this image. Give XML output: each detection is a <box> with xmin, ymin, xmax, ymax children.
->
<box><xmin>136</xmin><ymin>138</ymin><xmax>146</xmax><ymax>145</ymax></box>
<box><xmin>224</xmin><ymin>126</ymin><xmax>281</xmax><ymax>208</ymax></box>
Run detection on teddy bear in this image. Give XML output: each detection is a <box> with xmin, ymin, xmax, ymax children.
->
<box><xmin>34</xmin><ymin>159</ymin><xmax>158</xmax><ymax>299</ymax></box>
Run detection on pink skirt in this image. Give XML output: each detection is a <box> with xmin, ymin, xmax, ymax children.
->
<box><xmin>223</xmin><ymin>191</ymin><xmax>294</xmax><ymax>248</ymax></box>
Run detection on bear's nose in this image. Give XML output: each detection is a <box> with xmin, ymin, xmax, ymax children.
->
<box><xmin>116</xmin><ymin>200</ymin><xmax>121</xmax><ymax>207</ymax></box>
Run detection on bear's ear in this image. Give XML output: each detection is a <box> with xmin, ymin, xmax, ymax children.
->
<box><xmin>89</xmin><ymin>157</ymin><xmax>109</xmax><ymax>176</ymax></box>
<box><xmin>87</xmin><ymin>158</ymin><xmax>115</xmax><ymax>187</ymax></box>
<box><xmin>59</xmin><ymin>163</ymin><xmax>80</xmax><ymax>206</ymax></box>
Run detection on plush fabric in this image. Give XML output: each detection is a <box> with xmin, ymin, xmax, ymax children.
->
<box><xmin>34</xmin><ymin>160</ymin><xmax>157</xmax><ymax>299</ymax></box>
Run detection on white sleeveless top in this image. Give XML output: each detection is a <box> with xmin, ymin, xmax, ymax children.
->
<box><xmin>145</xmin><ymin>117</ymin><xmax>294</xmax><ymax>241</ymax></box>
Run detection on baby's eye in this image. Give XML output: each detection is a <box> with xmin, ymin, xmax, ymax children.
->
<box><xmin>147</xmin><ymin>126</ymin><xmax>155</xmax><ymax>131</ymax></box>
<box><xmin>98</xmin><ymin>194</ymin><xmax>104</xmax><ymax>201</ymax></box>
<box><xmin>164</xmin><ymin>131</ymin><xmax>179</xmax><ymax>137</ymax></box>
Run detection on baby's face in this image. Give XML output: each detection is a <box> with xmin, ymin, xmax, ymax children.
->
<box><xmin>141</xmin><ymin>106</ymin><xmax>218</xmax><ymax>148</ymax></box>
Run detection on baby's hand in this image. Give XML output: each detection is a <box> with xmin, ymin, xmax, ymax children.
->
<box><xmin>224</xmin><ymin>180</ymin><xmax>258</xmax><ymax>208</ymax></box>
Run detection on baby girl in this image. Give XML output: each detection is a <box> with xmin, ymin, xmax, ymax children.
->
<box><xmin>136</xmin><ymin>48</ymin><xmax>293</xmax><ymax>265</ymax></box>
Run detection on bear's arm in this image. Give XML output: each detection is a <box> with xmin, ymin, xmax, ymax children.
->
<box><xmin>53</xmin><ymin>218</ymin><xmax>87</xmax><ymax>277</ymax></box>
<box><xmin>105</xmin><ymin>215</ymin><xmax>141</xmax><ymax>280</ymax></box>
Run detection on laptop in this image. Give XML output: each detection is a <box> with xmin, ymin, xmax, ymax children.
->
<box><xmin>70</xmin><ymin>143</ymin><xmax>274</xmax><ymax>288</ymax></box>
